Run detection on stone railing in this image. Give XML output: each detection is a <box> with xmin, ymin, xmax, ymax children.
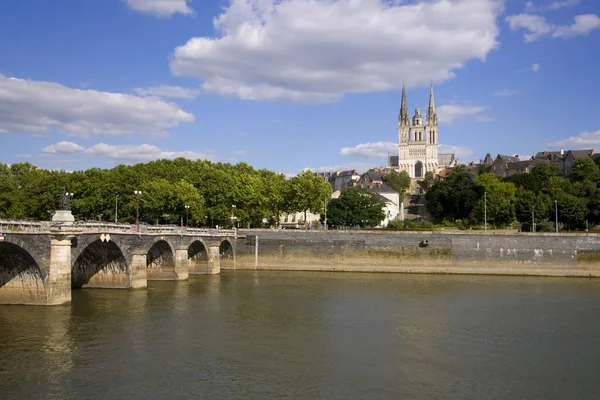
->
<box><xmin>0</xmin><ymin>219</ymin><xmax>237</xmax><ymax>236</ymax></box>
<box><xmin>0</xmin><ymin>219</ymin><xmax>46</xmax><ymax>232</ymax></box>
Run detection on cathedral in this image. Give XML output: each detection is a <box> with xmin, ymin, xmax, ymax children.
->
<box><xmin>388</xmin><ymin>83</ymin><xmax>440</xmax><ymax>178</ymax></box>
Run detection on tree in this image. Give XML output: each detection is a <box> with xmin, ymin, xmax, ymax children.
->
<box><xmin>382</xmin><ymin>170</ymin><xmax>411</xmax><ymax>199</ymax></box>
<box><xmin>474</xmin><ymin>173</ymin><xmax>517</xmax><ymax>227</ymax></box>
<box><xmin>286</xmin><ymin>170</ymin><xmax>332</xmax><ymax>227</ymax></box>
<box><xmin>325</xmin><ymin>188</ymin><xmax>386</xmax><ymax>227</ymax></box>
<box><xmin>568</xmin><ymin>158</ymin><xmax>600</xmax><ymax>184</ymax></box>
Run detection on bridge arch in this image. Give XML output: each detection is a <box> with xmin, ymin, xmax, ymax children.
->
<box><xmin>219</xmin><ymin>239</ymin><xmax>235</xmax><ymax>269</ymax></box>
<box><xmin>188</xmin><ymin>239</ymin><xmax>209</xmax><ymax>274</ymax></box>
<box><xmin>146</xmin><ymin>240</ymin><xmax>176</xmax><ymax>279</ymax></box>
<box><xmin>0</xmin><ymin>241</ymin><xmax>47</xmax><ymax>304</ymax></box>
<box><xmin>72</xmin><ymin>240</ymin><xmax>129</xmax><ymax>289</ymax></box>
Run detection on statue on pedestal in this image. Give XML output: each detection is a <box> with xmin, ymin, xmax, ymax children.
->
<box><xmin>60</xmin><ymin>187</ymin><xmax>71</xmax><ymax>211</ymax></box>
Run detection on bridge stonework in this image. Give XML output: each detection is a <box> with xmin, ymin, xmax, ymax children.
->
<box><xmin>0</xmin><ymin>230</ymin><xmax>238</xmax><ymax>305</ymax></box>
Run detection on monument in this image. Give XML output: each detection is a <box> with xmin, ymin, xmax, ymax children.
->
<box><xmin>51</xmin><ymin>187</ymin><xmax>75</xmax><ymax>225</ymax></box>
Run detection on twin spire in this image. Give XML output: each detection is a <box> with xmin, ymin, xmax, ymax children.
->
<box><xmin>398</xmin><ymin>81</ymin><xmax>437</xmax><ymax>126</ymax></box>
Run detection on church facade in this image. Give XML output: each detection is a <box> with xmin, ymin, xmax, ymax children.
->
<box><xmin>388</xmin><ymin>83</ymin><xmax>440</xmax><ymax>178</ymax></box>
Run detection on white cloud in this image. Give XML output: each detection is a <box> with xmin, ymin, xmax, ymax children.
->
<box><xmin>340</xmin><ymin>141</ymin><xmax>396</xmax><ymax>158</ymax></box>
<box><xmin>170</xmin><ymin>0</ymin><xmax>503</xmax><ymax>102</ymax></box>
<box><xmin>437</xmin><ymin>104</ymin><xmax>491</xmax><ymax>123</ymax></box>
<box><xmin>0</xmin><ymin>74</ymin><xmax>194</xmax><ymax>138</ymax></box>
<box><xmin>505</xmin><ymin>13</ymin><xmax>555</xmax><ymax>41</ymax></box>
<box><xmin>494</xmin><ymin>88</ymin><xmax>519</xmax><ymax>96</ymax></box>
<box><xmin>552</xmin><ymin>14</ymin><xmax>600</xmax><ymax>38</ymax></box>
<box><xmin>124</xmin><ymin>0</ymin><xmax>194</xmax><ymax>17</ymax></box>
<box><xmin>525</xmin><ymin>0</ymin><xmax>580</xmax><ymax>12</ymax></box>
<box><xmin>506</xmin><ymin>13</ymin><xmax>600</xmax><ymax>41</ymax></box>
<box><xmin>41</xmin><ymin>141</ymin><xmax>85</xmax><ymax>154</ymax></box>
<box><xmin>547</xmin><ymin>129</ymin><xmax>600</xmax><ymax>149</ymax></box>
<box><xmin>438</xmin><ymin>144</ymin><xmax>474</xmax><ymax>159</ymax></box>
<box><xmin>530</xmin><ymin>63</ymin><xmax>540</xmax><ymax>72</ymax></box>
<box><xmin>339</xmin><ymin>140</ymin><xmax>475</xmax><ymax>161</ymax></box>
<box><xmin>133</xmin><ymin>85</ymin><xmax>201</xmax><ymax>99</ymax></box>
<box><xmin>84</xmin><ymin>143</ymin><xmax>215</xmax><ymax>164</ymax></box>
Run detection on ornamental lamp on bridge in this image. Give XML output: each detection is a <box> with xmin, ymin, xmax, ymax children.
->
<box><xmin>134</xmin><ymin>190</ymin><xmax>142</xmax><ymax>232</ymax></box>
<box><xmin>231</xmin><ymin>204</ymin><xmax>237</xmax><ymax>232</ymax></box>
<box><xmin>184</xmin><ymin>205</ymin><xmax>190</xmax><ymax>229</ymax></box>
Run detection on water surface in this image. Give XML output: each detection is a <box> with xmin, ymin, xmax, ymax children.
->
<box><xmin>1</xmin><ymin>271</ymin><xmax>599</xmax><ymax>399</ymax></box>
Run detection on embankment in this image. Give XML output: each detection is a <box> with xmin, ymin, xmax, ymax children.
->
<box><xmin>234</xmin><ymin>230</ymin><xmax>600</xmax><ymax>277</ymax></box>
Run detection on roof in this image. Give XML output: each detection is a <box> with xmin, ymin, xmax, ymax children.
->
<box><xmin>496</xmin><ymin>154</ymin><xmax>520</xmax><ymax>163</ymax></box>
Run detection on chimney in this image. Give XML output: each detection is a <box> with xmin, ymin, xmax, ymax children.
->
<box><xmin>560</xmin><ymin>149</ymin><xmax>564</xmax><ymax>155</ymax></box>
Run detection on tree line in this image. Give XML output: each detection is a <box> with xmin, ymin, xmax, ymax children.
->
<box><xmin>0</xmin><ymin>159</ymin><xmax>332</xmax><ymax>228</ymax></box>
<box><xmin>425</xmin><ymin>158</ymin><xmax>600</xmax><ymax>231</ymax></box>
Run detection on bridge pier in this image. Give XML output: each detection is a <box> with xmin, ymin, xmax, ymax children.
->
<box><xmin>174</xmin><ymin>245</ymin><xmax>189</xmax><ymax>280</ymax></box>
<box><xmin>207</xmin><ymin>245</ymin><xmax>221</xmax><ymax>274</ymax></box>
<box><xmin>129</xmin><ymin>249</ymin><xmax>148</xmax><ymax>289</ymax></box>
<box><xmin>47</xmin><ymin>232</ymin><xmax>77</xmax><ymax>305</ymax></box>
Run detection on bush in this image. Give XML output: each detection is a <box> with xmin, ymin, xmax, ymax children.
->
<box><xmin>388</xmin><ymin>220</ymin><xmax>433</xmax><ymax>231</ymax></box>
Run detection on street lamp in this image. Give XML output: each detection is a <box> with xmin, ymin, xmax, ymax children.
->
<box><xmin>231</xmin><ymin>204</ymin><xmax>237</xmax><ymax>229</ymax></box>
<box><xmin>532</xmin><ymin>205</ymin><xmax>535</xmax><ymax>233</ymax></box>
<box><xmin>115</xmin><ymin>194</ymin><xmax>119</xmax><ymax>223</ymax></box>
<box><xmin>555</xmin><ymin>200</ymin><xmax>558</xmax><ymax>233</ymax></box>
<box><xmin>484</xmin><ymin>191</ymin><xmax>487</xmax><ymax>231</ymax></box>
<box><xmin>134</xmin><ymin>190</ymin><xmax>142</xmax><ymax>232</ymax></box>
<box><xmin>324</xmin><ymin>199</ymin><xmax>328</xmax><ymax>231</ymax></box>
<box><xmin>184</xmin><ymin>205</ymin><xmax>190</xmax><ymax>229</ymax></box>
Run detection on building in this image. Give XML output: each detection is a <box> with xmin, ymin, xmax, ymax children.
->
<box><xmin>388</xmin><ymin>83</ymin><xmax>439</xmax><ymax>178</ymax></box>
<box><xmin>315</xmin><ymin>169</ymin><xmax>361</xmax><ymax>192</ymax></box>
<box><xmin>535</xmin><ymin>149</ymin><xmax>595</xmax><ymax>177</ymax></box>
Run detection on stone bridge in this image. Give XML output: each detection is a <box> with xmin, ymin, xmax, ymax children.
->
<box><xmin>0</xmin><ymin>224</ymin><xmax>240</xmax><ymax>305</ymax></box>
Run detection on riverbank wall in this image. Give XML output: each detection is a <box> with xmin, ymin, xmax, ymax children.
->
<box><xmin>234</xmin><ymin>230</ymin><xmax>600</xmax><ymax>277</ymax></box>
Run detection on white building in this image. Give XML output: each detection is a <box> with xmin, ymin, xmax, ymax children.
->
<box><xmin>388</xmin><ymin>83</ymin><xmax>441</xmax><ymax>178</ymax></box>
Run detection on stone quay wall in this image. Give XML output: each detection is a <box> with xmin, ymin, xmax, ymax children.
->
<box><xmin>234</xmin><ymin>230</ymin><xmax>600</xmax><ymax>277</ymax></box>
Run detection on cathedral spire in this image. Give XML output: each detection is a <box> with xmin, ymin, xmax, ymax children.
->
<box><xmin>399</xmin><ymin>82</ymin><xmax>410</xmax><ymax>126</ymax></box>
<box><xmin>427</xmin><ymin>82</ymin><xmax>437</xmax><ymax>125</ymax></box>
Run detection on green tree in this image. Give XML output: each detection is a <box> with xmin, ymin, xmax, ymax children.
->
<box><xmin>475</xmin><ymin>173</ymin><xmax>517</xmax><ymax>227</ymax></box>
<box><xmin>286</xmin><ymin>170</ymin><xmax>332</xmax><ymax>227</ymax></box>
<box><xmin>325</xmin><ymin>188</ymin><xmax>385</xmax><ymax>227</ymax></box>
<box><xmin>382</xmin><ymin>170</ymin><xmax>411</xmax><ymax>199</ymax></box>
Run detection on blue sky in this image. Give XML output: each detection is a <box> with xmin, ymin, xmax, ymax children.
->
<box><xmin>0</xmin><ymin>0</ymin><xmax>599</xmax><ymax>176</ymax></box>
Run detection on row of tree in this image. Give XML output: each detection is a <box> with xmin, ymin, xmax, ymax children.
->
<box><xmin>0</xmin><ymin>160</ymin><xmax>332</xmax><ymax>228</ymax></box>
<box><xmin>425</xmin><ymin>157</ymin><xmax>600</xmax><ymax>230</ymax></box>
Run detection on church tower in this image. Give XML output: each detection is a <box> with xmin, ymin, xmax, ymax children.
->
<box><xmin>394</xmin><ymin>82</ymin><xmax>440</xmax><ymax>178</ymax></box>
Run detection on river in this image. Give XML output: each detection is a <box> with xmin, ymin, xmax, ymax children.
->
<box><xmin>1</xmin><ymin>271</ymin><xmax>599</xmax><ymax>399</ymax></box>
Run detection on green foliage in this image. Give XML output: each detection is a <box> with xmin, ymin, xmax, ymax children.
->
<box><xmin>325</xmin><ymin>188</ymin><xmax>385</xmax><ymax>227</ymax></box>
<box><xmin>285</xmin><ymin>170</ymin><xmax>332</xmax><ymax>225</ymax></box>
<box><xmin>382</xmin><ymin>170</ymin><xmax>411</xmax><ymax>197</ymax></box>
<box><xmin>474</xmin><ymin>173</ymin><xmax>517</xmax><ymax>227</ymax></box>
<box><xmin>425</xmin><ymin>165</ymin><xmax>478</xmax><ymax>222</ymax></box>
<box><xmin>387</xmin><ymin>220</ymin><xmax>433</xmax><ymax>231</ymax></box>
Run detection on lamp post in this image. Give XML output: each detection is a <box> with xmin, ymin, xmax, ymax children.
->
<box><xmin>484</xmin><ymin>191</ymin><xmax>487</xmax><ymax>231</ymax></box>
<box><xmin>231</xmin><ymin>204</ymin><xmax>237</xmax><ymax>226</ymax></box>
<box><xmin>324</xmin><ymin>199</ymin><xmax>328</xmax><ymax>231</ymax></box>
<box><xmin>115</xmin><ymin>194</ymin><xmax>119</xmax><ymax>223</ymax></box>
<box><xmin>555</xmin><ymin>200</ymin><xmax>558</xmax><ymax>233</ymax></box>
<box><xmin>532</xmin><ymin>205</ymin><xmax>535</xmax><ymax>233</ymax></box>
<box><xmin>184</xmin><ymin>205</ymin><xmax>190</xmax><ymax>229</ymax></box>
<box><xmin>134</xmin><ymin>190</ymin><xmax>142</xmax><ymax>232</ymax></box>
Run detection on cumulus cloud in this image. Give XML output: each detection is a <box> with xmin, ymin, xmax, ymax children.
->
<box><xmin>546</xmin><ymin>130</ymin><xmax>600</xmax><ymax>149</ymax></box>
<box><xmin>494</xmin><ymin>88</ymin><xmax>519</xmax><ymax>96</ymax></box>
<box><xmin>340</xmin><ymin>140</ymin><xmax>475</xmax><ymax>160</ymax></box>
<box><xmin>506</xmin><ymin>13</ymin><xmax>600</xmax><ymax>41</ymax></box>
<box><xmin>438</xmin><ymin>144</ymin><xmax>474</xmax><ymax>159</ymax></box>
<box><xmin>525</xmin><ymin>0</ymin><xmax>580</xmax><ymax>12</ymax></box>
<box><xmin>170</xmin><ymin>0</ymin><xmax>503</xmax><ymax>102</ymax></box>
<box><xmin>437</xmin><ymin>104</ymin><xmax>491</xmax><ymax>123</ymax></box>
<box><xmin>41</xmin><ymin>141</ymin><xmax>85</xmax><ymax>155</ymax></box>
<box><xmin>340</xmin><ymin>141</ymin><xmax>396</xmax><ymax>158</ymax></box>
<box><xmin>530</xmin><ymin>63</ymin><xmax>540</xmax><ymax>72</ymax></box>
<box><xmin>133</xmin><ymin>85</ymin><xmax>201</xmax><ymax>99</ymax></box>
<box><xmin>124</xmin><ymin>0</ymin><xmax>194</xmax><ymax>17</ymax></box>
<box><xmin>0</xmin><ymin>74</ymin><xmax>195</xmax><ymax>137</ymax></box>
<box><xmin>84</xmin><ymin>143</ymin><xmax>215</xmax><ymax>164</ymax></box>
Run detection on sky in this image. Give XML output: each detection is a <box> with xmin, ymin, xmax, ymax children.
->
<box><xmin>0</xmin><ymin>0</ymin><xmax>599</xmax><ymax>176</ymax></box>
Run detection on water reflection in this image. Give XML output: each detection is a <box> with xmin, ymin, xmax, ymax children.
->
<box><xmin>1</xmin><ymin>272</ymin><xmax>599</xmax><ymax>400</ymax></box>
